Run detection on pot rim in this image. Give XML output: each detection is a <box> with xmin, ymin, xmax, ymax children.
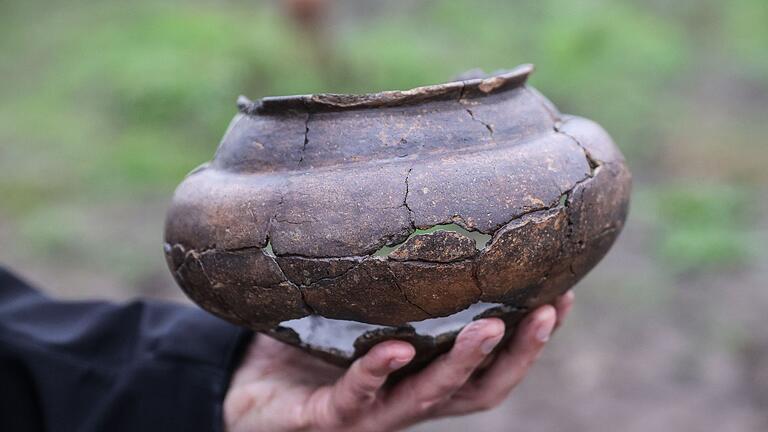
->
<box><xmin>237</xmin><ymin>64</ymin><xmax>533</xmax><ymax>115</ymax></box>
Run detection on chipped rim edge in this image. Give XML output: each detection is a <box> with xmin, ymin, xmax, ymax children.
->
<box><xmin>237</xmin><ymin>63</ymin><xmax>534</xmax><ymax>115</ymax></box>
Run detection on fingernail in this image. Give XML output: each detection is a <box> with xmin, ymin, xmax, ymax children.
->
<box><xmin>536</xmin><ymin>318</ymin><xmax>555</xmax><ymax>342</ymax></box>
<box><xmin>388</xmin><ymin>357</ymin><xmax>411</xmax><ymax>370</ymax></box>
<box><xmin>466</xmin><ymin>320</ymin><xmax>486</xmax><ymax>332</ymax></box>
<box><xmin>562</xmin><ymin>290</ymin><xmax>575</xmax><ymax>305</ymax></box>
<box><xmin>480</xmin><ymin>336</ymin><xmax>502</xmax><ymax>354</ymax></box>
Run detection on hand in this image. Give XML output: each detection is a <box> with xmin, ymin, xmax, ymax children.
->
<box><xmin>224</xmin><ymin>291</ymin><xmax>575</xmax><ymax>432</ymax></box>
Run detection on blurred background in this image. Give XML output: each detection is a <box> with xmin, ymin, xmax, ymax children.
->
<box><xmin>1</xmin><ymin>0</ymin><xmax>766</xmax><ymax>430</ymax></box>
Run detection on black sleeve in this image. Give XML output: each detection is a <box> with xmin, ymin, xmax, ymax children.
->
<box><xmin>0</xmin><ymin>266</ymin><xmax>253</xmax><ymax>432</ymax></box>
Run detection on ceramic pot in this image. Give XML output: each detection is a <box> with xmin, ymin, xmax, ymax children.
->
<box><xmin>164</xmin><ymin>64</ymin><xmax>631</xmax><ymax>372</ymax></box>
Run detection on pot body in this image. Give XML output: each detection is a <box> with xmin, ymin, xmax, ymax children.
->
<box><xmin>164</xmin><ymin>65</ymin><xmax>631</xmax><ymax>367</ymax></box>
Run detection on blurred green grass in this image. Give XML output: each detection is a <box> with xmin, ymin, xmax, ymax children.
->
<box><xmin>638</xmin><ymin>184</ymin><xmax>760</xmax><ymax>272</ymax></box>
<box><xmin>1</xmin><ymin>0</ymin><xmax>766</xmax><ymax>277</ymax></box>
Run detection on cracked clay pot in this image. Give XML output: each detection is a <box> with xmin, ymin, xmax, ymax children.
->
<box><xmin>164</xmin><ymin>64</ymin><xmax>631</xmax><ymax>375</ymax></box>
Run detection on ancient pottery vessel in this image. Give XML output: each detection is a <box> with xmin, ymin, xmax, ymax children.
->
<box><xmin>164</xmin><ymin>64</ymin><xmax>631</xmax><ymax>373</ymax></box>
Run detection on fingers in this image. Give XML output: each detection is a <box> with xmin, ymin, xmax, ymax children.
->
<box><xmin>554</xmin><ymin>290</ymin><xmax>575</xmax><ymax>330</ymax></box>
<box><xmin>316</xmin><ymin>293</ymin><xmax>574</xmax><ymax>428</ymax></box>
<box><xmin>327</xmin><ymin>340</ymin><xmax>415</xmax><ymax>422</ymax></box>
<box><xmin>387</xmin><ymin>318</ymin><xmax>505</xmax><ymax>419</ymax></box>
<box><xmin>437</xmin><ymin>305</ymin><xmax>557</xmax><ymax>415</ymax></box>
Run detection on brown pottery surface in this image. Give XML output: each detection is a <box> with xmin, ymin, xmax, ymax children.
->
<box><xmin>163</xmin><ymin>64</ymin><xmax>632</xmax><ymax>372</ymax></box>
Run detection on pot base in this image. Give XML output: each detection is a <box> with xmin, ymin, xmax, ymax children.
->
<box><xmin>266</xmin><ymin>302</ymin><xmax>530</xmax><ymax>377</ymax></box>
